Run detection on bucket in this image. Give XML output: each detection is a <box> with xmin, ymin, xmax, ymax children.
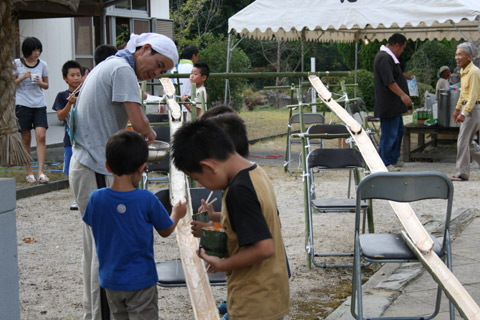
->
<box><xmin>199</xmin><ymin>227</ymin><xmax>227</xmax><ymax>257</ymax></box>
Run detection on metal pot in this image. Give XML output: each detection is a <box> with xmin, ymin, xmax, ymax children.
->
<box><xmin>148</xmin><ymin>141</ymin><xmax>169</xmax><ymax>162</ymax></box>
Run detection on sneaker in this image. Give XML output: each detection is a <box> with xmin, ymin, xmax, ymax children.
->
<box><xmin>70</xmin><ymin>200</ymin><xmax>78</xmax><ymax>211</ymax></box>
<box><xmin>386</xmin><ymin>164</ymin><xmax>401</xmax><ymax>172</ymax></box>
<box><xmin>217</xmin><ymin>301</ymin><xmax>227</xmax><ymax>314</ymax></box>
<box><xmin>221</xmin><ymin>313</ymin><xmax>229</xmax><ymax>320</ymax></box>
<box><xmin>393</xmin><ymin>160</ymin><xmax>404</xmax><ymax>167</ymax></box>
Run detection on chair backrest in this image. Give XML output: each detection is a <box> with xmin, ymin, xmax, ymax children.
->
<box><xmin>307</xmin><ymin>148</ymin><xmax>364</xmax><ymax>170</ymax></box>
<box><xmin>307</xmin><ymin>124</ymin><xmax>349</xmax><ymax>138</ymax></box>
<box><xmin>290</xmin><ymin>112</ymin><xmax>325</xmax><ymax>125</ymax></box>
<box><xmin>152</xmin><ymin>126</ymin><xmax>170</xmax><ymax>142</ymax></box>
<box><xmin>155</xmin><ymin>188</ymin><xmax>223</xmax><ymax>214</ymax></box>
<box><xmin>147</xmin><ymin>113</ymin><xmax>169</xmax><ymax>123</ymax></box>
<box><xmin>357</xmin><ymin>171</ymin><xmax>453</xmax><ymax>203</ymax></box>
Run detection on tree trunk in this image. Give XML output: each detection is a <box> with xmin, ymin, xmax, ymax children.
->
<box><xmin>0</xmin><ymin>0</ymin><xmax>31</xmax><ymax>166</ymax></box>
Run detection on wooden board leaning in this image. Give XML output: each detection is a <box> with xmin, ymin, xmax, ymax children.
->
<box><xmin>160</xmin><ymin>78</ymin><xmax>220</xmax><ymax>320</ymax></box>
<box><xmin>308</xmin><ymin>75</ymin><xmax>480</xmax><ymax>319</ymax></box>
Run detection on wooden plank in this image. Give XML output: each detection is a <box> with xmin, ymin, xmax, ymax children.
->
<box><xmin>309</xmin><ymin>75</ymin><xmax>433</xmax><ymax>254</ymax></box>
<box><xmin>403</xmin><ymin>231</ymin><xmax>480</xmax><ymax>320</ymax></box>
<box><xmin>309</xmin><ymin>75</ymin><xmax>480</xmax><ymax>319</ymax></box>
<box><xmin>161</xmin><ymin>78</ymin><xmax>220</xmax><ymax>320</ymax></box>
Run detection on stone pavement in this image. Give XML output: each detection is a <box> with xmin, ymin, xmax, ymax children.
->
<box><xmin>327</xmin><ymin>209</ymin><xmax>480</xmax><ymax>320</ymax></box>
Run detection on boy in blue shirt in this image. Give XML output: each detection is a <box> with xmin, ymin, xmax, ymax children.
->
<box><xmin>52</xmin><ymin>60</ymin><xmax>82</xmax><ymax>209</ymax></box>
<box><xmin>83</xmin><ymin>130</ymin><xmax>186</xmax><ymax>319</ymax></box>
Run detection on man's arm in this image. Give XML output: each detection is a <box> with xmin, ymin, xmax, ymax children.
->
<box><xmin>199</xmin><ymin>238</ymin><xmax>275</xmax><ymax>273</ymax></box>
<box><xmin>387</xmin><ymin>82</ymin><xmax>413</xmax><ymax>107</ymax></box>
<box><xmin>124</xmin><ymin>101</ymin><xmax>156</xmax><ymax>145</ymax></box>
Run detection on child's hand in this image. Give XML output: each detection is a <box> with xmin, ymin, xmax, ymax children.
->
<box><xmin>198</xmin><ymin>199</ymin><xmax>214</xmax><ymax>215</ymax></box>
<box><xmin>23</xmin><ymin>71</ymin><xmax>31</xmax><ymax>81</ymax></box>
<box><xmin>180</xmin><ymin>95</ymin><xmax>189</xmax><ymax>102</ymax></box>
<box><xmin>67</xmin><ymin>93</ymin><xmax>77</xmax><ymax>104</ymax></box>
<box><xmin>191</xmin><ymin>221</ymin><xmax>212</xmax><ymax>238</ymax></box>
<box><xmin>173</xmin><ymin>201</ymin><xmax>187</xmax><ymax>219</ymax></box>
<box><xmin>198</xmin><ymin>248</ymin><xmax>223</xmax><ymax>273</ymax></box>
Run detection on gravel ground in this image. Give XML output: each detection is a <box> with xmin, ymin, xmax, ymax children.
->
<box><xmin>15</xmin><ymin>158</ymin><xmax>480</xmax><ymax>319</ymax></box>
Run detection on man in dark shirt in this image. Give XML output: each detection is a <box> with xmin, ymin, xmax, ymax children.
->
<box><xmin>374</xmin><ymin>33</ymin><xmax>413</xmax><ymax>171</ymax></box>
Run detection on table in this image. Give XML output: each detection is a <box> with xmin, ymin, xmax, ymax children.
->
<box><xmin>403</xmin><ymin>123</ymin><xmax>459</xmax><ymax>162</ymax></box>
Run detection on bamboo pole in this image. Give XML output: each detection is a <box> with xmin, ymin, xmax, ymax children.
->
<box><xmin>160</xmin><ymin>78</ymin><xmax>219</xmax><ymax>320</ymax></box>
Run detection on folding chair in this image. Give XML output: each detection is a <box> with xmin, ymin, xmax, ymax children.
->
<box><xmin>285</xmin><ymin>112</ymin><xmax>325</xmax><ymax>175</ymax></box>
<box><xmin>143</xmin><ymin>125</ymin><xmax>170</xmax><ymax>190</ymax></box>
<box><xmin>155</xmin><ymin>187</ymin><xmax>226</xmax><ymax>287</ymax></box>
<box><xmin>346</xmin><ymin>98</ymin><xmax>380</xmax><ymax>148</ymax></box>
<box><xmin>351</xmin><ymin>171</ymin><xmax>454</xmax><ymax>320</ymax></box>
<box><xmin>304</xmin><ymin>140</ymin><xmax>371</xmax><ymax>268</ymax></box>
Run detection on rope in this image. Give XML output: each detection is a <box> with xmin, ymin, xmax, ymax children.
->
<box><xmin>0</xmin><ymin>126</ymin><xmax>18</xmax><ymax>135</ymax></box>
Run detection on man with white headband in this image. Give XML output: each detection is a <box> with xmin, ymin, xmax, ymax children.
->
<box><xmin>69</xmin><ymin>33</ymin><xmax>178</xmax><ymax>320</ymax></box>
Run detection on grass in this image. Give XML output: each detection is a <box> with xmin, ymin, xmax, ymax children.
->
<box><xmin>0</xmin><ymin>161</ymin><xmax>66</xmax><ymax>189</ymax></box>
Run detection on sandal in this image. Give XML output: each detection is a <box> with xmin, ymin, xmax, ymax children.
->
<box><xmin>38</xmin><ymin>173</ymin><xmax>49</xmax><ymax>184</ymax></box>
<box><xmin>450</xmin><ymin>176</ymin><xmax>468</xmax><ymax>181</ymax></box>
<box><xmin>26</xmin><ymin>175</ymin><xmax>36</xmax><ymax>184</ymax></box>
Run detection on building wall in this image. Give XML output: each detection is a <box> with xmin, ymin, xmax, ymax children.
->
<box><xmin>18</xmin><ymin>18</ymin><xmax>74</xmax><ymax>124</ymax></box>
<box><xmin>151</xmin><ymin>0</ymin><xmax>170</xmax><ymax>19</ymax></box>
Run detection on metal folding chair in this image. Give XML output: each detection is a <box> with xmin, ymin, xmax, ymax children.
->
<box><xmin>352</xmin><ymin>171</ymin><xmax>455</xmax><ymax>320</ymax></box>
<box><xmin>143</xmin><ymin>125</ymin><xmax>170</xmax><ymax>190</ymax></box>
<box><xmin>155</xmin><ymin>187</ymin><xmax>226</xmax><ymax>287</ymax></box>
<box><xmin>285</xmin><ymin>112</ymin><xmax>325</xmax><ymax>175</ymax></box>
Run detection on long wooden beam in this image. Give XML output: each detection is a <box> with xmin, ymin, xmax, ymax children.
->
<box><xmin>160</xmin><ymin>78</ymin><xmax>219</xmax><ymax>320</ymax></box>
<box><xmin>309</xmin><ymin>75</ymin><xmax>480</xmax><ymax>319</ymax></box>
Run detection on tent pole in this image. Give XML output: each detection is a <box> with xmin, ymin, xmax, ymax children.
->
<box><xmin>224</xmin><ymin>33</ymin><xmax>232</xmax><ymax>104</ymax></box>
<box><xmin>354</xmin><ymin>35</ymin><xmax>358</xmax><ymax>98</ymax></box>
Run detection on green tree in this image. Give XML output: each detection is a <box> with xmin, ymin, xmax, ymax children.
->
<box><xmin>406</xmin><ymin>40</ymin><xmax>457</xmax><ymax>88</ymax></box>
<box><xmin>199</xmin><ymin>35</ymin><xmax>251</xmax><ymax>109</ymax></box>
<box><xmin>340</xmin><ymin>69</ymin><xmax>375</xmax><ymax>111</ymax></box>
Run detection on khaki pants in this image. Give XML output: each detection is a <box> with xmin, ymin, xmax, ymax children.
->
<box><xmin>69</xmin><ymin>157</ymin><xmax>113</xmax><ymax>320</ymax></box>
<box><xmin>105</xmin><ymin>285</ymin><xmax>158</xmax><ymax>320</ymax></box>
<box><xmin>455</xmin><ymin>105</ymin><xmax>480</xmax><ymax>180</ymax></box>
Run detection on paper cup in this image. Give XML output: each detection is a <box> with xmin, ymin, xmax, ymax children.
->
<box><xmin>31</xmin><ymin>74</ymin><xmax>40</xmax><ymax>83</ymax></box>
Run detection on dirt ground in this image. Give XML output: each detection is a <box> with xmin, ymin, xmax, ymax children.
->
<box><xmin>15</xmin><ymin>156</ymin><xmax>480</xmax><ymax>319</ymax></box>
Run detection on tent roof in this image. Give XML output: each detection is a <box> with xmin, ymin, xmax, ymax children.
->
<box><xmin>228</xmin><ymin>0</ymin><xmax>480</xmax><ymax>42</ymax></box>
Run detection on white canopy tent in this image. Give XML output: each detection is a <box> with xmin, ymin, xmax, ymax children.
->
<box><xmin>224</xmin><ymin>0</ymin><xmax>480</xmax><ymax>101</ymax></box>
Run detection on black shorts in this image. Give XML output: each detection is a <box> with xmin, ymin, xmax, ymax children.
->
<box><xmin>16</xmin><ymin>105</ymin><xmax>48</xmax><ymax>131</ymax></box>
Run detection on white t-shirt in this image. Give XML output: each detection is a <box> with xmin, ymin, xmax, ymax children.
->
<box><xmin>14</xmin><ymin>58</ymin><xmax>48</xmax><ymax>108</ymax></box>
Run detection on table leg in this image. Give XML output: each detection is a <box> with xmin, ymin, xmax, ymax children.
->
<box><xmin>403</xmin><ymin>129</ymin><xmax>410</xmax><ymax>162</ymax></box>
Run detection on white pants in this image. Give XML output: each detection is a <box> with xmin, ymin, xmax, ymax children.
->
<box><xmin>69</xmin><ymin>157</ymin><xmax>113</xmax><ymax>320</ymax></box>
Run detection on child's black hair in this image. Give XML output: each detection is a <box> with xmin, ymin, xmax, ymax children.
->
<box><xmin>201</xmin><ymin>106</ymin><xmax>249</xmax><ymax>158</ymax></box>
<box><xmin>180</xmin><ymin>45</ymin><xmax>199</xmax><ymax>60</ymax></box>
<box><xmin>22</xmin><ymin>37</ymin><xmax>43</xmax><ymax>58</ymax></box>
<box><xmin>94</xmin><ymin>44</ymin><xmax>118</xmax><ymax>65</ymax></box>
<box><xmin>193</xmin><ymin>62</ymin><xmax>210</xmax><ymax>78</ymax></box>
<box><xmin>62</xmin><ymin>60</ymin><xmax>82</xmax><ymax>78</ymax></box>
<box><xmin>172</xmin><ymin>120</ymin><xmax>235</xmax><ymax>173</ymax></box>
<box><xmin>105</xmin><ymin>130</ymin><xmax>148</xmax><ymax>176</ymax></box>
<box><xmin>81</xmin><ymin>66</ymin><xmax>90</xmax><ymax>77</ymax></box>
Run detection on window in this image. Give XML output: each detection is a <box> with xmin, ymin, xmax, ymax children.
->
<box><xmin>74</xmin><ymin>17</ymin><xmax>94</xmax><ymax>69</ymax></box>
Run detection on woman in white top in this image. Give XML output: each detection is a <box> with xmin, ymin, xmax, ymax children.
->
<box><xmin>14</xmin><ymin>37</ymin><xmax>49</xmax><ymax>184</ymax></box>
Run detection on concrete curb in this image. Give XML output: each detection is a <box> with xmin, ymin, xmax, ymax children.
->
<box><xmin>16</xmin><ymin>179</ymin><xmax>69</xmax><ymax>200</ymax></box>
<box><xmin>326</xmin><ymin>208</ymin><xmax>480</xmax><ymax>320</ymax></box>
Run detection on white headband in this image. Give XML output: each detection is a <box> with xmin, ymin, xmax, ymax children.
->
<box><xmin>126</xmin><ymin>33</ymin><xmax>178</xmax><ymax>66</ymax></box>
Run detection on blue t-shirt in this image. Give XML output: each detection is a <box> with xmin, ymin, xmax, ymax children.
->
<box><xmin>52</xmin><ymin>89</ymin><xmax>76</xmax><ymax>147</ymax></box>
<box><xmin>82</xmin><ymin>188</ymin><xmax>173</xmax><ymax>291</ymax></box>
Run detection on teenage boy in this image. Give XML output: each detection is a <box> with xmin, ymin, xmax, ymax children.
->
<box><xmin>83</xmin><ymin>130</ymin><xmax>186</xmax><ymax>319</ymax></box>
<box><xmin>172</xmin><ymin>120</ymin><xmax>290</xmax><ymax>320</ymax></box>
